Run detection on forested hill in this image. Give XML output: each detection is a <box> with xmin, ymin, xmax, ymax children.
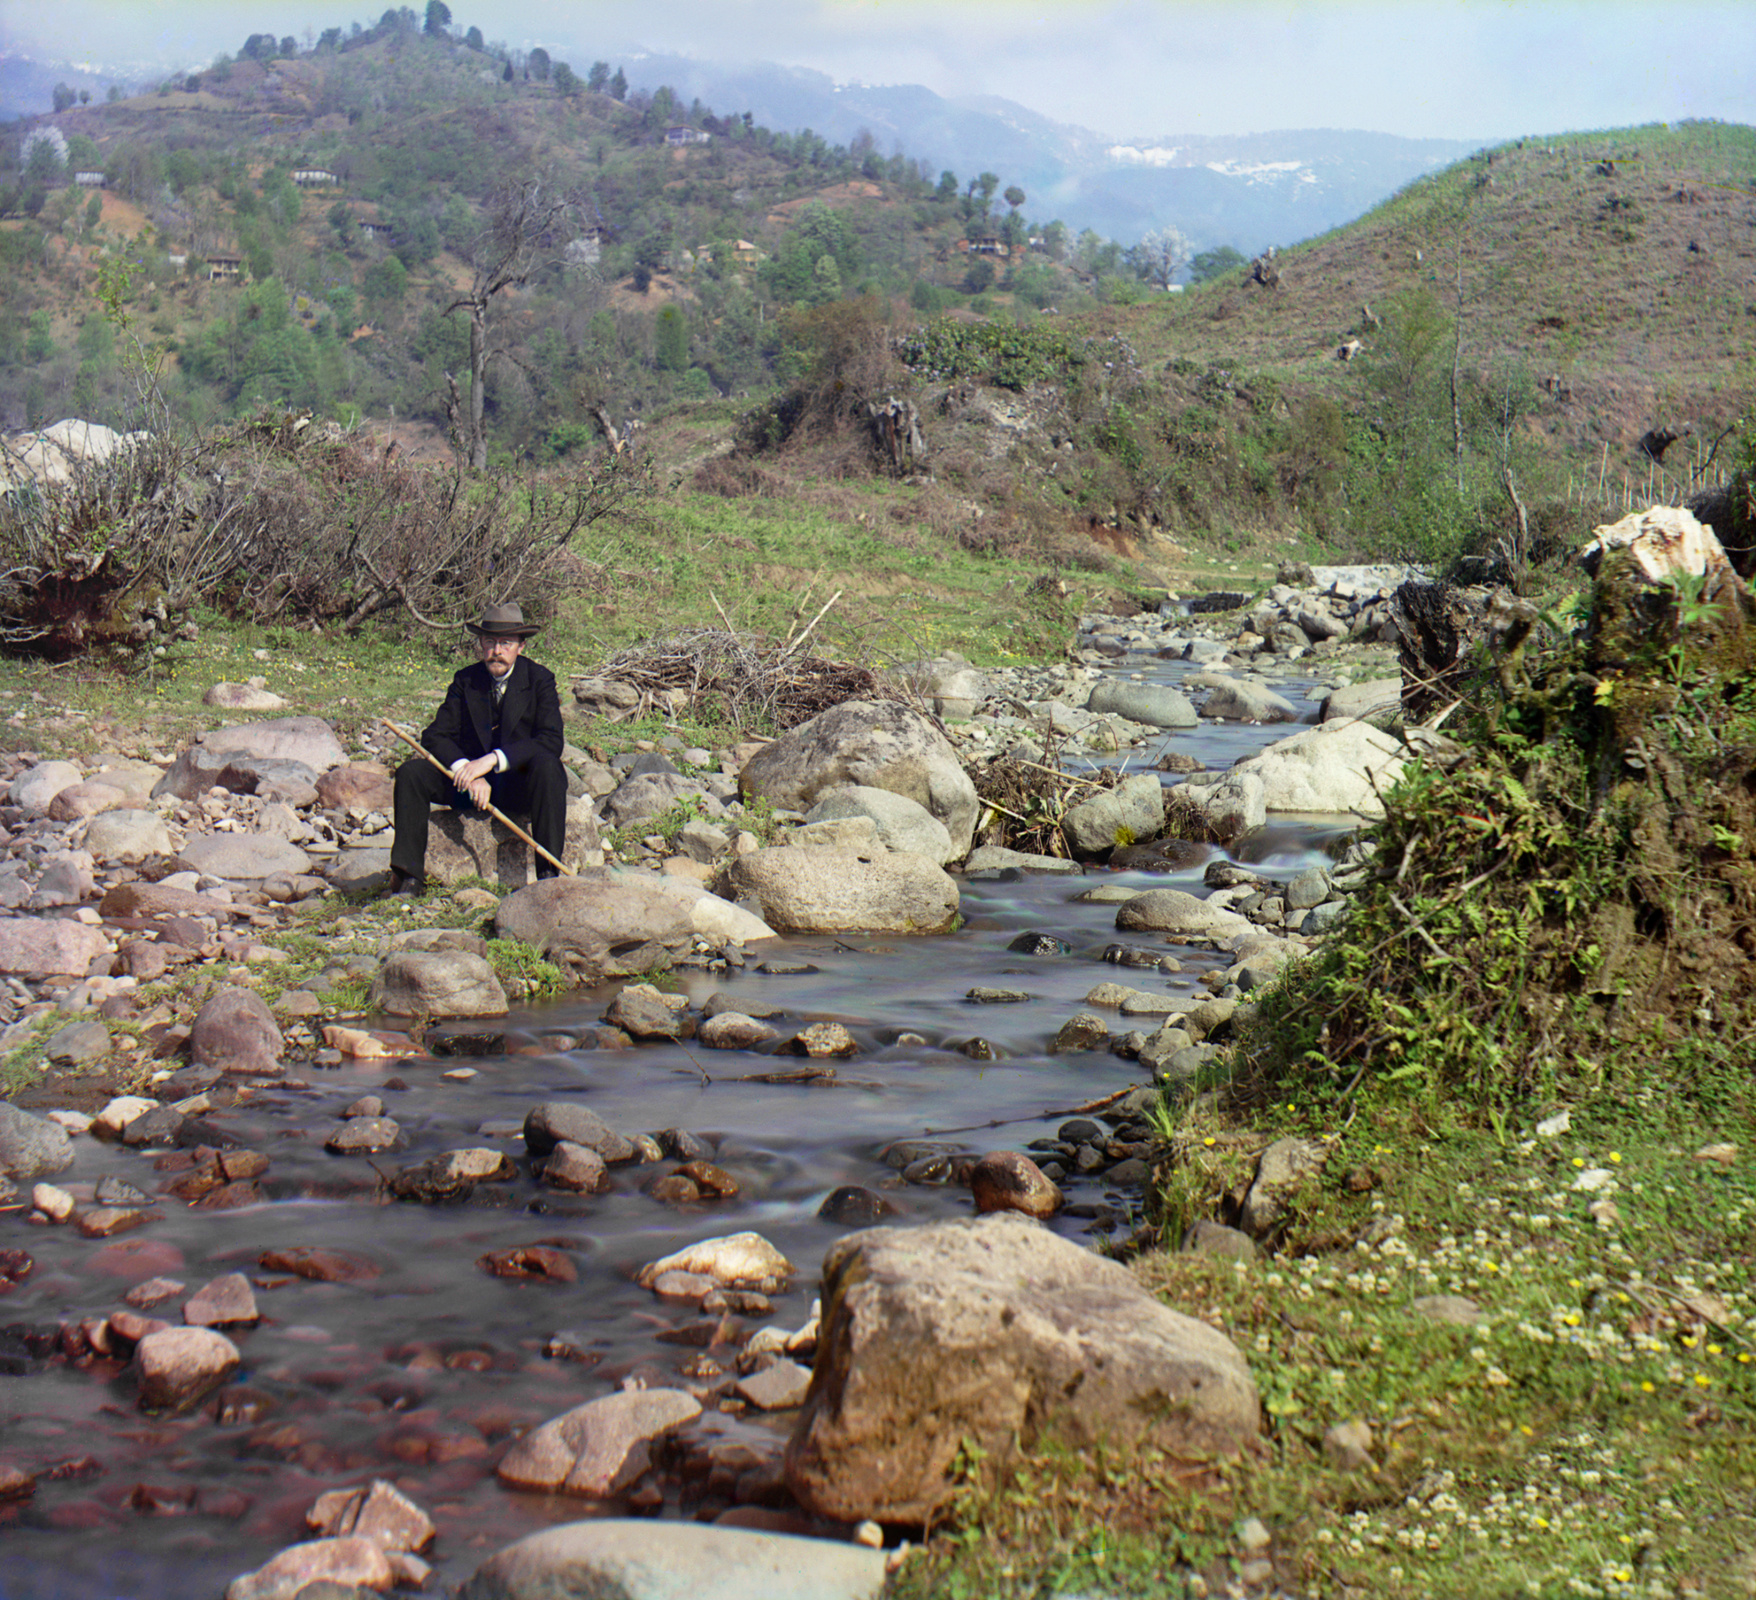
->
<box><xmin>0</xmin><ymin>7</ymin><xmax>1221</xmax><ymax>455</ymax></box>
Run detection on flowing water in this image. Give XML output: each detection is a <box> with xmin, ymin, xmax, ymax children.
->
<box><xmin>2</xmin><ymin>655</ymin><xmax>1356</xmax><ymax>1600</ymax></box>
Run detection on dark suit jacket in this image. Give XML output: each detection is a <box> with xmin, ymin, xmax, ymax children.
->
<box><xmin>420</xmin><ymin>656</ymin><xmax>564</xmax><ymax>775</ymax></box>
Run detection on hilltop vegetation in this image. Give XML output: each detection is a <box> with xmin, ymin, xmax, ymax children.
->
<box><xmin>0</xmin><ymin>6</ymin><xmax>1178</xmax><ymax>460</ymax></box>
<box><xmin>0</xmin><ymin>7</ymin><xmax>1752</xmax><ymax>655</ymax></box>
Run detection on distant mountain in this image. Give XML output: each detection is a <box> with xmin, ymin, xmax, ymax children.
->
<box><xmin>0</xmin><ymin>54</ymin><xmax>132</xmax><ymax>124</ymax></box>
<box><xmin>617</xmin><ymin>55</ymin><xmax>1477</xmax><ymax>250</ymax></box>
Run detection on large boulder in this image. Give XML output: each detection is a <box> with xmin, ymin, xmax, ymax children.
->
<box><xmin>0</xmin><ymin>1100</ymin><xmax>75</xmax><ymax>1179</ymax></box>
<box><xmin>0</xmin><ymin>916</ymin><xmax>108</xmax><ymax>979</ymax></box>
<box><xmin>10</xmin><ymin>760</ymin><xmax>83</xmax><ymax>818</ymax></box>
<box><xmin>1196</xmin><ymin>677</ymin><xmax>1300</xmax><ymax>723</ymax></box>
<box><xmin>803</xmin><ymin>784</ymin><xmax>956</xmax><ymax>864</ymax></box>
<box><xmin>495</xmin><ymin>1389</ymin><xmax>702</xmax><ymax>1496</ymax></box>
<box><xmin>1321</xmin><ymin>679</ymin><xmax>1403</xmax><ymax>727</ymax></box>
<box><xmin>179</xmin><ymin>832</ymin><xmax>311</xmax><ymax>880</ymax></box>
<box><xmin>153</xmin><ymin>748</ymin><xmax>323</xmax><ymax>805</ymax></box>
<box><xmin>369</xmin><ymin>951</ymin><xmax>508</xmax><ymax>1019</ymax></box>
<box><xmin>738</xmin><ymin>700</ymin><xmax>979</xmax><ymax>859</ymax></box>
<box><xmin>1061</xmin><ymin>773</ymin><xmax>1165</xmax><ymax>858</ymax></box>
<box><xmin>641</xmin><ymin>876</ymin><xmax>776</xmax><ymax>944</ymax></box>
<box><xmin>494</xmin><ymin>870</ymin><xmax>695</xmax><ymax>983</ymax></box>
<box><xmin>1228</xmin><ymin>718</ymin><xmax>1408</xmax><ymax>817</ymax></box>
<box><xmin>458</xmin><ymin>1521</ymin><xmax>888</xmax><ymax>1600</ymax></box>
<box><xmin>598</xmin><ymin>771</ymin><xmax>719</xmax><ymax>829</ymax></box>
<box><xmin>191</xmin><ymin>987</ymin><xmax>284</xmax><ymax>1077</ymax></box>
<box><xmin>784</xmin><ymin>1214</ymin><xmax>1258</xmax><ymax>1523</ymax></box>
<box><xmin>424</xmin><ymin>799</ymin><xmax>601</xmax><ymax>888</ymax></box>
<box><xmin>891</xmin><ymin>653</ymin><xmax>992</xmax><ymax>720</ymax></box>
<box><xmin>190</xmin><ymin>716</ymin><xmax>346</xmax><ymax>773</ymax></box>
<box><xmin>1087</xmin><ymin>680</ymin><xmax>1198</xmax><ymax>729</ymax></box>
<box><xmin>1172</xmin><ymin>770</ymin><xmax>1267</xmax><ymax>841</ymax></box>
<box><xmin>724</xmin><ymin>847</ymin><xmax>959</xmax><ymax>935</ymax></box>
<box><xmin>82</xmin><ymin>809</ymin><xmax>174</xmax><ymax>863</ymax></box>
<box><xmin>1114</xmin><ymin>887</ymin><xmax>1253</xmax><ymax>942</ymax></box>
<box><xmin>224</xmin><ymin>1537</ymin><xmax>394</xmax><ymax>1600</ymax></box>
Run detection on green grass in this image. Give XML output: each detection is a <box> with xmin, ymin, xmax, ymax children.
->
<box><xmin>896</xmin><ymin>1073</ymin><xmax>1756</xmax><ymax>1600</ymax></box>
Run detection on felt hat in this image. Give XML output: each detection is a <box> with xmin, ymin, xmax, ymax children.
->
<box><xmin>466</xmin><ymin>603</ymin><xmax>540</xmax><ymax>638</ymax></box>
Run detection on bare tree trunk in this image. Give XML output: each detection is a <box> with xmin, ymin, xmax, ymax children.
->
<box><xmin>467</xmin><ymin>304</ymin><xmax>488</xmax><ymax>470</ymax></box>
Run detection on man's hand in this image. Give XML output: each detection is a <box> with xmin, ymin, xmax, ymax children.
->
<box><xmin>453</xmin><ymin>753</ymin><xmax>497</xmax><ymax>809</ymax></box>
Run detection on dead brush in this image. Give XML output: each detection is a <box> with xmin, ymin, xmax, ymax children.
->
<box><xmin>593</xmin><ymin>626</ymin><xmax>917</xmax><ymax>734</ymax></box>
<box><xmin>972</xmin><ymin>747</ymin><xmax>1124</xmax><ymax>856</ymax></box>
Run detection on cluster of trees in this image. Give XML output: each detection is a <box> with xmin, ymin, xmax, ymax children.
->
<box><xmin>1</xmin><ymin>10</ymin><xmax>1238</xmax><ymax>462</ymax></box>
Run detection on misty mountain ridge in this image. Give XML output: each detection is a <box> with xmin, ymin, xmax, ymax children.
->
<box><xmin>5</xmin><ymin>28</ymin><xmax>1478</xmax><ymax>252</ymax></box>
<box><xmin>569</xmin><ymin>51</ymin><xmax>1483</xmax><ymax>250</ymax></box>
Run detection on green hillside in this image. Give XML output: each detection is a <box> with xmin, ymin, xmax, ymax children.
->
<box><xmin>0</xmin><ymin>12</ymin><xmax>1125</xmax><ymax>457</ymax></box>
<box><xmin>2</xmin><ymin>9</ymin><xmax>1753</xmax><ymax>628</ymax></box>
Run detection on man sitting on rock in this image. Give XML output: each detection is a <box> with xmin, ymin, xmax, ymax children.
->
<box><xmin>389</xmin><ymin>603</ymin><xmax>566</xmax><ymax>895</ymax></box>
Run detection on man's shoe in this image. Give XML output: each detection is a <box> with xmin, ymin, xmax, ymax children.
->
<box><xmin>387</xmin><ymin>868</ymin><xmax>423</xmax><ymax>898</ymax></box>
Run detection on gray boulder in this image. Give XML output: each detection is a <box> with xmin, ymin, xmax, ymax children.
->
<box><xmin>179</xmin><ymin>832</ymin><xmax>311</xmax><ymax>881</ymax></box>
<box><xmin>725</xmin><ymin>846</ymin><xmax>959</xmax><ymax>935</ymax></box>
<box><xmin>0</xmin><ymin>1100</ymin><xmax>75</xmax><ymax>1179</ymax></box>
<box><xmin>1087</xmin><ymin>680</ymin><xmax>1197</xmax><ymax>729</ymax></box>
<box><xmin>1240</xmin><ymin>1137</ymin><xmax>1329</xmax><ymax>1239</ymax></box>
<box><xmin>82</xmin><ymin>809</ymin><xmax>174</xmax><ymax>864</ymax></box>
<box><xmin>784</xmin><ymin>1213</ymin><xmax>1258</xmax><ymax>1523</ymax></box>
<box><xmin>1172</xmin><ymin>770</ymin><xmax>1267</xmax><ymax>841</ymax></box>
<box><xmin>89</xmin><ymin>759</ymin><xmax>165</xmax><ymax>805</ymax></box>
<box><xmin>804</xmin><ymin>784</ymin><xmax>955</xmax><ymax>864</ymax></box>
<box><xmin>1062</xmin><ymin>772</ymin><xmax>1165</xmax><ymax>857</ymax></box>
<box><xmin>599</xmin><ymin>771</ymin><xmax>718</xmax><ymax>829</ymax></box>
<box><xmin>963</xmin><ymin>844</ymin><xmax>1081</xmax><ymax>876</ymax></box>
<box><xmin>370</xmin><ymin>951</ymin><xmax>509</xmax><ymax>1019</ymax></box>
<box><xmin>1228</xmin><ymin>719</ymin><xmax>1408</xmax><ymax>817</ymax></box>
<box><xmin>153</xmin><ymin>748</ymin><xmax>321</xmax><ymax>806</ymax></box>
<box><xmin>10</xmin><ymin>760</ymin><xmax>83</xmax><ymax>817</ymax></box>
<box><xmin>1196</xmin><ymin>678</ymin><xmax>1300</xmax><ymax>723</ymax></box>
<box><xmin>739</xmin><ymin>699</ymin><xmax>979</xmax><ymax>857</ymax></box>
<box><xmin>1115</xmin><ymin>888</ymin><xmax>1254</xmax><ymax>942</ymax></box>
<box><xmin>892</xmin><ymin>652</ymin><xmax>992</xmax><ymax>719</ymax></box>
<box><xmin>424</xmin><ymin>798</ymin><xmax>601</xmax><ymax>888</ymax></box>
<box><xmin>495</xmin><ymin>871</ymin><xmax>695</xmax><ymax>983</ymax></box>
<box><xmin>190</xmin><ymin>716</ymin><xmax>345</xmax><ymax>772</ymax></box>
<box><xmin>459</xmin><ymin>1521</ymin><xmax>888</xmax><ymax>1600</ymax></box>
<box><xmin>523</xmin><ymin>1103</ymin><xmax>637</xmax><ymax>1164</ymax></box>
<box><xmin>1321</xmin><ymin>678</ymin><xmax>1404</xmax><ymax>727</ymax></box>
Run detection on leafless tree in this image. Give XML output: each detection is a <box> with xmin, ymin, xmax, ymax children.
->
<box><xmin>445</xmin><ymin>175</ymin><xmax>576</xmax><ymax>470</ymax></box>
<box><xmin>1132</xmin><ymin>225</ymin><xmax>1191</xmax><ymax>291</ymax></box>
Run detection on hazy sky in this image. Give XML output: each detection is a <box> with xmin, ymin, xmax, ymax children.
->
<box><xmin>10</xmin><ymin>0</ymin><xmax>1755</xmax><ymax>142</ymax></box>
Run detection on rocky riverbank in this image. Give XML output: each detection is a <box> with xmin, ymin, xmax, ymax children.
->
<box><xmin>0</xmin><ymin>567</ymin><xmax>1429</xmax><ymax>1598</ymax></box>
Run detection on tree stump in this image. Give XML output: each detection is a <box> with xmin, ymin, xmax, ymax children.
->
<box><xmin>1394</xmin><ymin>581</ymin><xmax>1497</xmax><ymax>723</ymax></box>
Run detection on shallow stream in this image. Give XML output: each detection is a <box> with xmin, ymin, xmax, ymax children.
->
<box><xmin>2</xmin><ymin>654</ymin><xmax>1357</xmax><ymax>1600</ymax></box>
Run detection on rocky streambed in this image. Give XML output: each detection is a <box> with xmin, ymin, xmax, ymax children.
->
<box><xmin>0</xmin><ymin>570</ymin><xmax>1419</xmax><ymax>1600</ymax></box>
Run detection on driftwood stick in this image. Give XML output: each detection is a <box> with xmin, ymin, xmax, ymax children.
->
<box><xmin>780</xmin><ymin>587</ymin><xmax>843</xmax><ymax>660</ymax></box>
<box><xmin>381</xmin><ymin>719</ymin><xmax>575</xmax><ymax>877</ymax></box>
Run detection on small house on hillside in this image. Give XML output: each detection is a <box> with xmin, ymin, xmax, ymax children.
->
<box><xmin>292</xmin><ymin>169</ymin><xmax>338</xmax><ymax>186</ymax></box>
<box><xmin>207</xmin><ymin>255</ymin><xmax>243</xmax><ymax>280</ymax></box>
<box><xmin>962</xmin><ymin>235</ymin><xmax>1008</xmax><ymax>257</ymax></box>
<box><xmin>663</xmin><ymin>126</ymin><xmax>709</xmax><ymax>147</ymax></box>
<box><xmin>74</xmin><ymin>171</ymin><xmax>106</xmax><ymax>188</ymax></box>
<box><xmin>358</xmin><ymin>220</ymin><xmax>393</xmax><ymax>242</ymax></box>
<box><xmin>732</xmin><ymin>239</ymin><xmax>759</xmax><ymax>266</ymax></box>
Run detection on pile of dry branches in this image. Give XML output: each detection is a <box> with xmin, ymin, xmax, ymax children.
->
<box><xmin>595</xmin><ymin>626</ymin><xmax>915</xmax><ymax>732</ymax></box>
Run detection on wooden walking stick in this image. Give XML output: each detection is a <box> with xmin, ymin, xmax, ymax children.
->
<box><xmin>381</xmin><ymin>719</ymin><xmax>576</xmax><ymax>877</ymax></box>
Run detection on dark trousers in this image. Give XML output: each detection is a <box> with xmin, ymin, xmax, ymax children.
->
<box><xmin>390</xmin><ymin>755</ymin><xmax>568</xmax><ymax>880</ymax></box>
